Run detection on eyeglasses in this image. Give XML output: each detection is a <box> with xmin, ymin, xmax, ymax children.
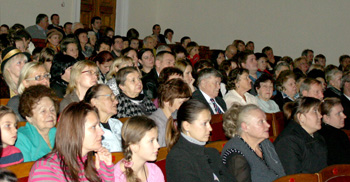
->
<box><xmin>26</xmin><ymin>73</ymin><xmax>51</xmax><ymax>81</ymax></box>
<box><xmin>95</xmin><ymin>94</ymin><xmax>116</xmax><ymax>101</ymax></box>
<box><xmin>82</xmin><ymin>70</ymin><xmax>99</xmax><ymax>77</ymax></box>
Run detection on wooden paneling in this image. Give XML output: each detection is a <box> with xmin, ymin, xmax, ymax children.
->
<box><xmin>80</xmin><ymin>0</ymin><xmax>116</xmax><ymax>31</ymax></box>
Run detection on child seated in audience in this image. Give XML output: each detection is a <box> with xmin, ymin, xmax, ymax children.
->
<box><xmin>0</xmin><ymin>106</ymin><xmax>23</xmax><ymax>167</ymax></box>
<box><xmin>114</xmin><ymin>116</ymin><xmax>164</xmax><ymax>181</ymax></box>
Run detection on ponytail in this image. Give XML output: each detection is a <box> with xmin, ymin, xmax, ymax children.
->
<box><xmin>166</xmin><ymin>99</ymin><xmax>210</xmax><ymax>150</ymax></box>
<box><xmin>283</xmin><ymin>97</ymin><xmax>321</xmax><ymax>124</ymax></box>
<box><xmin>165</xmin><ymin>117</ymin><xmax>180</xmax><ymax>151</ymax></box>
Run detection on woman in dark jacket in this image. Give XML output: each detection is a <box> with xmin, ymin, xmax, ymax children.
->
<box><xmin>319</xmin><ymin>98</ymin><xmax>350</xmax><ymax>165</ymax></box>
<box><xmin>274</xmin><ymin>97</ymin><xmax>327</xmax><ymax>175</ymax></box>
<box><xmin>166</xmin><ymin>99</ymin><xmax>235</xmax><ymax>182</ymax></box>
<box><xmin>50</xmin><ymin>54</ymin><xmax>77</xmax><ymax>98</ymax></box>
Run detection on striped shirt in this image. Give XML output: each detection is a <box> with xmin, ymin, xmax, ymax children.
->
<box><xmin>0</xmin><ymin>145</ymin><xmax>23</xmax><ymax>167</ymax></box>
<box><xmin>29</xmin><ymin>152</ymin><xmax>114</xmax><ymax>181</ymax></box>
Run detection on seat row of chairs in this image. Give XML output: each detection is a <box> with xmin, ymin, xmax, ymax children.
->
<box><xmin>6</xmin><ymin>139</ymin><xmax>350</xmax><ymax>182</ymax></box>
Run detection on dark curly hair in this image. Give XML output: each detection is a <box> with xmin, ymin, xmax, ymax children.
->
<box><xmin>19</xmin><ymin>85</ymin><xmax>59</xmax><ymax>118</ymax></box>
<box><xmin>226</xmin><ymin>68</ymin><xmax>249</xmax><ymax>90</ymax></box>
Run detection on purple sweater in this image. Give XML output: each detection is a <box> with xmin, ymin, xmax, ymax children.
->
<box><xmin>29</xmin><ymin>152</ymin><xmax>114</xmax><ymax>181</ymax></box>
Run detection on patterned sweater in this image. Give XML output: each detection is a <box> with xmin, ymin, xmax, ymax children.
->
<box><xmin>29</xmin><ymin>152</ymin><xmax>114</xmax><ymax>181</ymax></box>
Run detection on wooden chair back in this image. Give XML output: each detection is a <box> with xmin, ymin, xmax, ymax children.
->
<box><xmin>205</xmin><ymin>140</ymin><xmax>228</xmax><ymax>153</ymax></box>
<box><xmin>31</xmin><ymin>39</ymin><xmax>46</xmax><ymax>48</ymax></box>
<box><xmin>111</xmin><ymin>152</ymin><xmax>124</xmax><ymax>164</ymax></box>
<box><xmin>6</xmin><ymin>161</ymin><xmax>35</xmax><ymax>181</ymax></box>
<box><xmin>209</xmin><ymin>114</ymin><xmax>228</xmax><ymax>141</ymax></box>
<box><xmin>0</xmin><ymin>98</ymin><xmax>10</xmax><ymax>106</ymax></box>
<box><xmin>266</xmin><ymin>112</ymin><xmax>285</xmax><ymax>137</ymax></box>
<box><xmin>319</xmin><ymin>164</ymin><xmax>350</xmax><ymax>182</ymax></box>
<box><xmin>118</xmin><ymin>117</ymin><xmax>130</xmax><ymax>123</ymax></box>
<box><xmin>273</xmin><ymin>173</ymin><xmax>320</xmax><ymax>182</ymax></box>
<box><xmin>17</xmin><ymin>121</ymin><xmax>27</xmax><ymax>129</ymax></box>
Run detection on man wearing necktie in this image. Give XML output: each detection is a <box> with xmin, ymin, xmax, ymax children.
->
<box><xmin>192</xmin><ymin>68</ymin><xmax>227</xmax><ymax>115</ymax></box>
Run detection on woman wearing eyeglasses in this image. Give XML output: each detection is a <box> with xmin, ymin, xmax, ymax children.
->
<box><xmin>59</xmin><ymin>60</ymin><xmax>98</xmax><ymax>112</ymax></box>
<box><xmin>84</xmin><ymin>84</ymin><xmax>123</xmax><ymax>152</ymax></box>
<box><xmin>7</xmin><ymin>62</ymin><xmax>51</xmax><ymax>121</ymax></box>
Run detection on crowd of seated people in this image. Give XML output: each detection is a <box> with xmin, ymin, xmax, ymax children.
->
<box><xmin>1</xmin><ymin>12</ymin><xmax>350</xmax><ymax>181</ymax></box>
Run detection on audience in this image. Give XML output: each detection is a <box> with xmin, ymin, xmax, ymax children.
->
<box><xmin>222</xmin><ymin>103</ymin><xmax>285</xmax><ymax>181</ymax></box>
<box><xmin>319</xmin><ymin>98</ymin><xmax>350</xmax><ymax>165</ymax></box>
<box><xmin>75</xmin><ymin>28</ymin><xmax>93</xmax><ymax>58</ymax></box>
<box><xmin>255</xmin><ymin>74</ymin><xmax>280</xmax><ymax>113</ymax></box>
<box><xmin>45</xmin><ymin>29</ymin><xmax>63</xmax><ymax>53</ymax></box>
<box><xmin>115</xmin><ymin>67</ymin><xmax>156</xmax><ymax>118</ymax></box>
<box><xmin>26</xmin><ymin>14</ymin><xmax>49</xmax><ymax>39</ymax></box>
<box><xmin>166</xmin><ymin>99</ymin><xmax>235</xmax><ymax>181</ymax></box>
<box><xmin>3</xmin><ymin>17</ymin><xmax>350</xmax><ymax>179</ymax></box>
<box><xmin>93</xmin><ymin>51</ymin><xmax>114</xmax><ymax>84</ymax></box>
<box><xmin>29</xmin><ymin>101</ymin><xmax>114</xmax><ymax>181</ymax></box>
<box><xmin>149</xmin><ymin>78</ymin><xmax>191</xmax><ymax>147</ymax></box>
<box><xmin>114</xmin><ymin>116</ymin><xmax>164</xmax><ymax>181</ymax></box>
<box><xmin>0</xmin><ymin>106</ymin><xmax>23</xmax><ymax>167</ymax></box>
<box><xmin>50</xmin><ymin>54</ymin><xmax>77</xmax><ymax>98</ymax></box>
<box><xmin>59</xmin><ymin>60</ymin><xmax>98</xmax><ymax>112</ymax></box>
<box><xmin>106</xmin><ymin>56</ymin><xmax>134</xmax><ymax>96</ymax></box>
<box><xmin>324</xmin><ymin>68</ymin><xmax>342</xmax><ymax>98</ymax></box>
<box><xmin>142</xmin><ymin>51</ymin><xmax>175</xmax><ymax>99</ymax></box>
<box><xmin>274</xmin><ymin>97</ymin><xmax>327</xmax><ymax>175</ymax></box>
<box><xmin>1</xmin><ymin>47</ymin><xmax>29</xmax><ymax>97</ymax></box>
<box><xmin>16</xmin><ymin>85</ymin><xmax>58</xmax><ymax>162</ymax></box>
<box><xmin>175</xmin><ymin>60</ymin><xmax>196</xmax><ymax>92</ymax></box>
<box><xmin>224</xmin><ymin>68</ymin><xmax>258</xmax><ymax>108</ymax></box>
<box><xmin>7</xmin><ymin>62</ymin><xmax>50</xmax><ymax>121</ymax></box>
<box><xmin>192</xmin><ymin>68</ymin><xmax>227</xmax><ymax>115</ymax></box>
<box><xmin>273</xmin><ymin>70</ymin><xmax>298</xmax><ymax>111</ymax></box>
<box><xmin>84</xmin><ymin>84</ymin><xmax>123</xmax><ymax>152</ymax></box>
<box><xmin>138</xmin><ymin>48</ymin><xmax>155</xmax><ymax>76</ymax></box>
<box><xmin>300</xmin><ymin>78</ymin><xmax>324</xmax><ymax>100</ymax></box>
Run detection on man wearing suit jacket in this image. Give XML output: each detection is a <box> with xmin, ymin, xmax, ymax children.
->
<box><xmin>341</xmin><ymin>72</ymin><xmax>350</xmax><ymax>129</ymax></box>
<box><xmin>152</xmin><ymin>24</ymin><xmax>166</xmax><ymax>44</ymax></box>
<box><xmin>192</xmin><ymin>68</ymin><xmax>227</xmax><ymax>115</ymax></box>
<box><xmin>26</xmin><ymin>14</ymin><xmax>49</xmax><ymax>39</ymax></box>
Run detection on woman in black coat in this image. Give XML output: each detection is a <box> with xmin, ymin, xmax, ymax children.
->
<box><xmin>274</xmin><ymin>97</ymin><xmax>327</xmax><ymax>175</ymax></box>
<box><xmin>165</xmin><ymin>99</ymin><xmax>235</xmax><ymax>182</ymax></box>
<box><xmin>319</xmin><ymin>97</ymin><xmax>350</xmax><ymax>165</ymax></box>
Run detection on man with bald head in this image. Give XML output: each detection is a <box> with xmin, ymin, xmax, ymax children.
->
<box><xmin>225</xmin><ymin>44</ymin><xmax>237</xmax><ymax>60</ymax></box>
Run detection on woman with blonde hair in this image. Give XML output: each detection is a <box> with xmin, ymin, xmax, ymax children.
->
<box><xmin>114</xmin><ymin>116</ymin><xmax>164</xmax><ymax>181</ymax></box>
<box><xmin>1</xmin><ymin>47</ymin><xmax>29</xmax><ymax>97</ymax></box>
<box><xmin>175</xmin><ymin>60</ymin><xmax>195</xmax><ymax>92</ymax></box>
<box><xmin>186</xmin><ymin>42</ymin><xmax>200</xmax><ymax>66</ymax></box>
<box><xmin>7</xmin><ymin>62</ymin><xmax>50</xmax><ymax>121</ymax></box>
<box><xmin>60</xmin><ymin>60</ymin><xmax>98</xmax><ymax>112</ymax></box>
<box><xmin>106</xmin><ymin>56</ymin><xmax>134</xmax><ymax>96</ymax></box>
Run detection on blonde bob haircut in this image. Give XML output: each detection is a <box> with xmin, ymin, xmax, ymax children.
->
<box><xmin>3</xmin><ymin>54</ymin><xmax>28</xmax><ymax>94</ymax></box>
<box><xmin>106</xmin><ymin>56</ymin><xmax>133</xmax><ymax>80</ymax></box>
<box><xmin>66</xmin><ymin>60</ymin><xmax>98</xmax><ymax>96</ymax></box>
<box><xmin>17</xmin><ymin>62</ymin><xmax>47</xmax><ymax>94</ymax></box>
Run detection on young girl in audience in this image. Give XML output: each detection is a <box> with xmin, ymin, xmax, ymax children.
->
<box><xmin>186</xmin><ymin>41</ymin><xmax>200</xmax><ymax>67</ymax></box>
<box><xmin>0</xmin><ymin>106</ymin><xmax>23</xmax><ymax>167</ymax></box>
<box><xmin>166</xmin><ymin>99</ymin><xmax>235</xmax><ymax>182</ymax></box>
<box><xmin>114</xmin><ymin>116</ymin><xmax>164</xmax><ymax>181</ymax></box>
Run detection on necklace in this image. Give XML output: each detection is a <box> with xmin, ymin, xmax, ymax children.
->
<box><xmin>143</xmin><ymin>164</ymin><xmax>148</xmax><ymax>182</ymax></box>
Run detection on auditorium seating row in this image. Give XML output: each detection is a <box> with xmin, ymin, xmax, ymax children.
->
<box><xmin>6</xmin><ymin>139</ymin><xmax>350</xmax><ymax>182</ymax></box>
